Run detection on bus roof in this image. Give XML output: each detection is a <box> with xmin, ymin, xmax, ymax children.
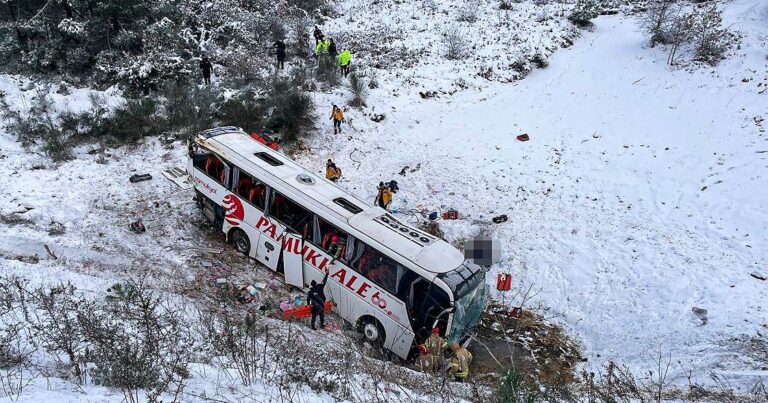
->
<box><xmin>195</xmin><ymin>127</ymin><xmax>465</xmax><ymax>274</ymax></box>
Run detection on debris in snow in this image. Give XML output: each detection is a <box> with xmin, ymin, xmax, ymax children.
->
<box><xmin>442</xmin><ymin>209</ymin><xmax>460</xmax><ymax>220</ymax></box>
<box><xmin>44</xmin><ymin>244</ymin><xmax>58</xmax><ymax>260</ymax></box>
<box><xmin>48</xmin><ymin>221</ymin><xmax>66</xmax><ymax>236</ymax></box>
<box><xmin>398</xmin><ymin>166</ymin><xmax>409</xmax><ymax>176</ymax></box>
<box><xmin>517</xmin><ymin>133</ymin><xmax>530</xmax><ymax>141</ymax></box>
<box><xmin>750</xmin><ymin>272</ymin><xmax>767</xmax><ymax>281</ymax></box>
<box><xmin>129</xmin><ymin>173</ymin><xmax>153</xmax><ymax>183</ymax></box>
<box><xmin>419</xmin><ymin>90</ymin><xmax>438</xmax><ymax>99</ymax></box>
<box><xmin>692</xmin><ymin>307</ymin><xmax>708</xmax><ymax>326</ymax></box>
<box><xmin>492</xmin><ymin>214</ymin><xmax>508</xmax><ymax>224</ymax></box>
<box><xmin>129</xmin><ymin>219</ymin><xmax>146</xmax><ymax>234</ymax></box>
<box><xmin>371</xmin><ymin>113</ymin><xmax>385</xmax><ymax>122</ymax></box>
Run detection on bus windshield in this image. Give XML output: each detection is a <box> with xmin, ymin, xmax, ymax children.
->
<box><xmin>439</xmin><ymin>262</ymin><xmax>487</xmax><ymax>341</ymax></box>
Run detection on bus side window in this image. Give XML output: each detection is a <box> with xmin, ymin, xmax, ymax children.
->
<box><xmin>358</xmin><ymin>247</ymin><xmax>399</xmax><ymax>295</ymax></box>
<box><xmin>194</xmin><ymin>151</ymin><xmax>230</xmax><ymax>187</ymax></box>
<box><xmin>271</xmin><ymin>192</ymin><xmax>313</xmax><ymax>234</ymax></box>
<box><xmin>316</xmin><ymin>218</ymin><xmax>349</xmax><ymax>263</ymax></box>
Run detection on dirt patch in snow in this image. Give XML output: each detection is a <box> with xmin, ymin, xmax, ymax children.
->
<box><xmin>472</xmin><ymin>303</ymin><xmax>583</xmax><ymax>388</ymax></box>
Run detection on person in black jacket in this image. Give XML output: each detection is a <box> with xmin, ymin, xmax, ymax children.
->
<box><xmin>199</xmin><ymin>56</ymin><xmax>212</xmax><ymax>85</ymax></box>
<box><xmin>327</xmin><ymin>38</ymin><xmax>338</xmax><ymax>59</ymax></box>
<box><xmin>307</xmin><ymin>268</ymin><xmax>330</xmax><ymax>330</ymax></box>
<box><xmin>273</xmin><ymin>40</ymin><xmax>286</xmax><ymax>69</ymax></box>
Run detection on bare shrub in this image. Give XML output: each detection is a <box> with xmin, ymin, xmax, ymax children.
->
<box><xmin>445</xmin><ymin>28</ymin><xmax>467</xmax><ymax>60</ymax></box>
<box><xmin>0</xmin><ymin>90</ymin><xmax>72</xmax><ymax>161</ymax></box>
<box><xmin>581</xmin><ymin>361</ymin><xmax>642</xmax><ymax>403</ymax></box>
<box><xmin>198</xmin><ymin>309</ymin><xmax>266</xmax><ymax>386</ymax></box>
<box><xmin>349</xmin><ymin>72</ymin><xmax>367</xmax><ymax>108</ymax></box>
<box><xmin>666</xmin><ymin>11</ymin><xmax>695</xmax><ymax>65</ymax></box>
<box><xmin>82</xmin><ymin>280</ymin><xmax>190</xmax><ymax>403</ymax></box>
<box><xmin>458</xmin><ymin>2</ymin><xmax>480</xmax><ymax>23</ymax></box>
<box><xmin>641</xmin><ymin>0</ymin><xmax>678</xmax><ymax>47</ymax></box>
<box><xmin>316</xmin><ymin>54</ymin><xmax>340</xmax><ymax>86</ymax></box>
<box><xmin>496</xmin><ymin>368</ymin><xmax>542</xmax><ymax>402</ymax></box>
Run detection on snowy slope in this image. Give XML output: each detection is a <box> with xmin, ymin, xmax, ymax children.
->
<box><xmin>298</xmin><ymin>0</ymin><xmax>768</xmax><ymax>388</ymax></box>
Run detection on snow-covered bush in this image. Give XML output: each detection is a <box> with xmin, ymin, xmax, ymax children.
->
<box><xmin>496</xmin><ymin>368</ymin><xmax>542</xmax><ymax>403</ymax></box>
<box><xmin>266</xmin><ymin>79</ymin><xmax>316</xmax><ymax>142</ymax></box>
<box><xmin>219</xmin><ymin>89</ymin><xmax>265</xmax><ymax>134</ymax></box>
<box><xmin>642</xmin><ymin>0</ymin><xmax>679</xmax><ymax>47</ymax></box>
<box><xmin>458</xmin><ymin>2</ymin><xmax>480</xmax><ymax>23</ymax></box>
<box><xmin>316</xmin><ymin>54</ymin><xmax>340</xmax><ymax>86</ymax></box>
<box><xmin>349</xmin><ymin>72</ymin><xmax>367</xmax><ymax>107</ymax></box>
<box><xmin>568</xmin><ymin>0</ymin><xmax>599</xmax><ymax>27</ymax></box>
<box><xmin>692</xmin><ymin>3</ymin><xmax>730</xmax><ymax>65</ymax></box>
<box><xmin>444</xmin><ymin>28</ymin><xmax>467</xmax><ymax>60</ymax></box>
<box><xmin>0</xmin><ymin>90</ymin><xmax>72</xmax><ymax>161</ymax></box>
<box><xmin>86</xmin><ymin>281</ymin><xmax>191</xmax><ymax>403</ymax></box>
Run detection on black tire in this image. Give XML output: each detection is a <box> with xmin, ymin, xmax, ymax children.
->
<box><xmin>357</xmin><ymin>316</ymin><xmax>385</xmax><ymax>347</ymax></box>
<box><xmin>231</xmin><ymin>229</ymin><xmax>250</xmax><ymax>255</ymax></box>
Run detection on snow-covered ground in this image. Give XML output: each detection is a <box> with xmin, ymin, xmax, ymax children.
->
<box><xmin>301</xmin><ymin>0</ymin><xmax>768</xmax><ymax>389</ymax></box>
<box><xmin>2</xmin><ymin>0</ymin><xmax>768</xmax><ymax>400</ymax></box>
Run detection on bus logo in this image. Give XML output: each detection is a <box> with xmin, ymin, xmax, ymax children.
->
<box><xmin>223</xmin><ymin>194</ymin><xmax>244</xmax><ymax>225</ymax></box>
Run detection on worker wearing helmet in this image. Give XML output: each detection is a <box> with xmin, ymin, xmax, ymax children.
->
<box><xmin>416</xmin><ymin>344</ymin><xmax>434</xmax><ymax>373</ymax></box>
<box><xmin>448</xmin><ymin>342</ymin><xmax>473</xmax><ymax>381</ymax></box>
<box><xmin>425</xmin><ymin>327</ymin><xmax>447</xmax><ymax>373</ymax></box>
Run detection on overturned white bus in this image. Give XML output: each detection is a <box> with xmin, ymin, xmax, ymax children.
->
<box><xmin>187</xmin><ymin>127</ymin><xmax>487</xmax><ymax>359</ymax></box>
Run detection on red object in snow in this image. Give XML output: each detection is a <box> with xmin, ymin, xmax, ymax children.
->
<box><xmin>517</xmin><ymin>133</ymin><xmax>530</xmax><ymax>142</ymax></box>
<box><xmin>283</xmin><ymin>301</ymin><xmax>333</xmax><ymax>321</ymax></box>
<box><xmin>442</xmin><ymin>209</ymin><xmax>460</xmax><ymax>220</ymax></box>
<box><xmin>250</xmin><ymin>132</ymin><xmax>280</xmax><ymax>150</ymax></box>
<box><xmin>510</xmin><ymin>307</ymin><xmax>522</xmax><ymax>318</ymax></box>
<box><xmin>496</xmin><ymin>273</ymin><xmax>512</xmax><ymax>291</ymax></box>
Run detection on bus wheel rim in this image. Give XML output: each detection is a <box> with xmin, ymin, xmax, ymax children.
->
<box><xmin>235</xmin><ymin>234</ymin><xmax>248</xmax><ymax>253</ymax></box>
<box><xmin>364</xmin><ymin>323</ymin><xmax>379</xmax><ymax>341</ymax></box>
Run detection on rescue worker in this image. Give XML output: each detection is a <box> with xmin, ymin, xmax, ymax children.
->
<box><xmin>315</xmin><ymin>38</ymin><xmax>330</xmax><ymax>56</ymax></box>
<box><xmin>415</xmin><ymin>344</ymin><xmax>434</xmax><ymax>373</ymax></box>
<box><xmin>448</xmin><ymin>342</ymin><xmax>473</xmax><ymax>381</ymax></box>
<box><xmin>374</xmin><ymin>181</ymin><xmax>393</xmax><ymax>210</ymax></box>
<box><xmin>199</xmin><ymin>56</ymin><xmax>212</xmax><ymax>85</ymax></box>
<box><xmin>326</xmin><ymin>159</ymin><xmax>342</xmax><ymax>182</ymax></box>
<box><xmin>313</xmin><ymin>26</ymin><xmax>324</xmax><ymax>45</ymax></box>
<box><xmin>425</xmin><ymin>327</ymin><xmax>447</xmax><ymax>373</ymax></box>
<box><xmin>328</xmin><ymin>234</ymin><xmax>347</xmax><ymax>264</ymax></box>
<box><xmin>327</xmin><ymin>38</ymin><xmax>338</xmax><ymax>58</ymax></box>
<box><xmin>307</xmin><ymin>267</ymin><xmax>330</xmax><ymax>330</ymax></box>
<box><xmin>330</xmin><ymin>105</ymin><xmax>343</xmax><ymax>134</ymax></box>
<box><xmin>273</xmin><ymin>39</ymin><xmax>286</xmax><ymax>70</ymax></box>
<box><xmin>338</xmin><ymin>49</ymin><xmax>352</xmax><ymax>77</ymax></box>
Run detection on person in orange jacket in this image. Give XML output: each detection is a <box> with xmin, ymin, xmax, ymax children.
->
<box><xmin>326</xmin><ymin>159</ymin><xmax>342</xmax><ymax>182</ymax></box>
<box><xmin>330</xmin><ymin>105</ymin><xmax>344</xmax><ymax>134</ymax></box>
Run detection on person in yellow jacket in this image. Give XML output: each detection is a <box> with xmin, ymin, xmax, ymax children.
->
<box><xmin>330</xmin><ymin>105</ymin><xmax>343</xmax><ymax>134</ymax></box>
<box><xmin>448</xmin><ymin>342</ymin><xmax>473</xmax><ymax>381</ymax></box>
<box><xmin>325</xmin><ymin>159</ymin><xmax>342</xmax><ymax>182</ymax></box>
<box><xmin>374</xmin><ymin>182</ymin><xmax>393</xmax><ymax>210</ymax></box>
<box><xmin>315</xmin><ymin>38</ymin><xmax>330</xmax><ymax>56</ymax></box>
<box><xmin>338</xmin><ymin>49</ymin><xmax>352</xmax><ymax>77</ymax></box>
<box><xmin>424</xmin><ymin>327</ymin><xmax>447</xmax><ymax>373</ymax></box>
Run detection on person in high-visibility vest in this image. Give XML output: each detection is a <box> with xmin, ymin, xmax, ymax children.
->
<box><xmin>338</xmin><ymin>49</ymin><xmax>352</xmax><ymax>77</ymax></box>
<box><xmin>315</xmin><ymin>38</ymin><xmax>330</xmax><ymax>56</ymax></box>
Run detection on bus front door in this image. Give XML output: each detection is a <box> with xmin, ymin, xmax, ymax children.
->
<box><xmin>282</xmin><ymin>233</ymin><xmax>304</xmax><ymax>288</ymax></box>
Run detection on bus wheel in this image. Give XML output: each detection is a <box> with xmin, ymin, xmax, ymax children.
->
<box><xmin>231</xmin><ymin>229</ymin><xmax>250</xmax><ymax>255</ymax></box>
<box><xmin>358</xmin><ymin>316</ymin><xmax>385</xmax><ymax>346</ymax></box>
